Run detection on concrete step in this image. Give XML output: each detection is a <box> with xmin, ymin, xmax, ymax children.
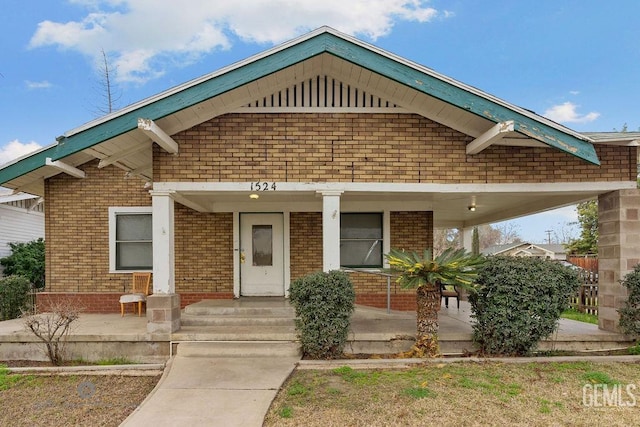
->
<box><xmin>181</xmin><ymin>314</ymin><xmax>295</xmax><ymax>327</ymax></box>
<box><xmin>184</xmin><ymin>305</ymin><xmax>295</xmax><ymax>317</ymax></box>
<box><xmin>172</xmin><ymin>325</ymin><xmax>298</xmax><ymax>341</ymax></box>
<box><xmin>175</xmin><ymin>341</ymin><xmax>301</xmax><ymax>357</ymax></box>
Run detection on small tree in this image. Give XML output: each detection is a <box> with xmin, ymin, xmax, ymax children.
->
<box><xmin>386</xmin><ymin>248</ymin><xmax>485</xmax><ymax>357</ymax></box>
<box><xmin>23</xmin><ymin>298</ymin><xmax>82</xmax><ymax>365</ymax></box>
<box><xmin>0</xmin><ymin>238</ymin><xmax>45</xmax><ymax>289</ymax></box>
<box><xmin>619</xmin><ymin>264</ymin><xmax>640</xmax><ymax>336</ymax></box>
<box><xmin>565</xmin><ymin>200</ymin><xmax>598</xmax><ymax>255</ymax></box>
<box><xmin>289</xmin><ymin>271</ymin><xmax>355</xmax><ymax>359</ymax></box>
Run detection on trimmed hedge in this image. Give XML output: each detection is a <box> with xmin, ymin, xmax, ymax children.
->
<box><xmin>619</xmin><ymin>264</ymin><xmax>640</xmax><ymax>336</ymax></box>
<box><xmin>289</xmin><ymin>270</ymin><xmax>355</xmax><ymax>359</ymax></box>
<box><xmin>469</xmin><ymin>257</ymin><xmax>580</xmax><ymax>356</ymax></box>
<box><xmin>0</xmin><ymin>275</ymin><xmax>32</xmax><ymax>320</ymax></box>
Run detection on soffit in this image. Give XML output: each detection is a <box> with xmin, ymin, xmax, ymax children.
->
<box><xmin>171</xmin><ymin>183</ymin><xmax>625</xmax><ymax>228</ymax></box>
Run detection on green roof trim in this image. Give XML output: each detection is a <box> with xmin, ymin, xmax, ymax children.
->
<box><xmin>318</xmin><ymin>35</ymin><xmax>599</xmax><ymax>165</ymax></box>
<box><xmin>0</xmin><ymin>29</ymin><xmax>600</xmax><ymax>185</ymax></box>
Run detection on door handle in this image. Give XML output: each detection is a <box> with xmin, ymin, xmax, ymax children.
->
<box><xmin>240</xmin><ymin>251</ymin><xmax>246</xmax><ymax>264</ymax></box>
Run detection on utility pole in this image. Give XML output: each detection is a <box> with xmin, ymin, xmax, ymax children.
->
<box><xmin>545</xmin><ymin>230</ymin><xmax>553</xmax><ymax>245</ymax></box>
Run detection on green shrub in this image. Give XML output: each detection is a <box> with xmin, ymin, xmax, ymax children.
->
<box><xmin>289</xmin><ymin>270</ymin><xmax>355</xmax><ymax>359</ymax></box>
<box><xmin>0</xmin><ymin>275</ymin><xmax>32</xmax><ymax>320</ymax></box>
<box><xmin>618</xmin><ymin>264</ymin><xmax>640</xmax><ymax>336</ymax></box>
<box><xmin>0</xmin><ymin>239</ymin><xmax>45</xmax><ymax>289</ymax></box>
<box><xmin>469</xmin><ymin>257</ymin><xmax>580</xmax><ymax>356</ymax></box>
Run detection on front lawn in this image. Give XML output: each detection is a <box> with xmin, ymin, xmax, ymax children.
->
<box><xmin>561</xmin><ymin>309</ymin><xmax>598</xmax><ymax>325</ymax></box>
<box><xmin>0</xmin><ymin>365</ymin><xmax>159</xmax><ymax>427</ymax></box>
<box><xmin>265</xmin><ymin>361</ymin><xmax>640</xmax><ymax>426</ymax></box>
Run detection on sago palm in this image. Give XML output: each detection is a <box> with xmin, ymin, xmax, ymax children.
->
<box><xmin>386</xmin><ymin>247</ymin><xmax>485</xmax><ymax>357</ymax></box>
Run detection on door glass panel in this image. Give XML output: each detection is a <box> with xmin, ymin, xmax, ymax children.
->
<box><xmin>252</xmin><ymin>225</ymin><xmax>273</xmax><ymax>266</ymax></box>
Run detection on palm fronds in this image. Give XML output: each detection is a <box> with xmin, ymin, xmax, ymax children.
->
<box><xmin>386</xmin><ymin>247</ymin><xmax>485</xmax><ymax>290</ymax></box>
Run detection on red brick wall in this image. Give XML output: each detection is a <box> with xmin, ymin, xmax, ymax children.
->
<box><xmin>36</xmin><ymin>292</ymin><xmax>122</xmax><ymax>314</ymax></box>
<box><xmin>36</xmin><ymin>292</ymin><xmax>235</xmax><ymax>313</ymax></box>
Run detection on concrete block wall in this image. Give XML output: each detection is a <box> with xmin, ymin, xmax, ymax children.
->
<box><xmin>598</xmin><ymin>189</ymin><xmax>640</xmax><ymax>332</ymax></box>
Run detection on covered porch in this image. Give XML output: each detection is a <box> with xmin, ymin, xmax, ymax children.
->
<box><xmin>146</xmin><ymin>182</ymin><xmax>638</xmax><ymax>335</ymax></box>
<box><xmin>0</xmin><ymin>299</ymin><xmax>632</xmax><ymax>363</ymax></box>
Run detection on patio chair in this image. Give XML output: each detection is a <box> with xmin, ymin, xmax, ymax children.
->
<box><xmin>440</xmin><ymin>283</ymin><xmax>460</xmax><ymax>309</ymax></box>
<box><xmin>119</xmin><ymin>272</ymin><xmax>151</xmax><ymax>317</ymax></box>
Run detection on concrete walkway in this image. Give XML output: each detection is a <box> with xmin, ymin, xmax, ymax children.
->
<box><xmin>121</xmin><ymin>355</ymin><xmax>300</xmax><ymax>426</ymax></box>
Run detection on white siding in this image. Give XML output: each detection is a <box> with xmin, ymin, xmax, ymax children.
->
<box><xmin>0</xmin><ymin>204</ymin><xmax>45</xmax><ymax>259</ymax></box>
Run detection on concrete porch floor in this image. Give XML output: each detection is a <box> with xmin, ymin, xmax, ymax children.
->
<box><xmin>0</xmin><ymin>299</ymin><xmax>633</xmax><ymax>362</ymax></box>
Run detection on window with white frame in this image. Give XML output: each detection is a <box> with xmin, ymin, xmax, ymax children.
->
<box><xmin>340</xmin><ymin>213</ymin><xmax>383</xmax><ymax>268</ymax></box>
<box><xmin>109</xmin><ymin>207</ymin><xmax>152</xmax><ymax>271</ymax></box>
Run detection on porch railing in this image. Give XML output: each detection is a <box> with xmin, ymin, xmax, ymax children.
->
<box><xmin>341</xmin><ymin>268</ymin><xmax>393</xmax><ymax>314</ymax></box>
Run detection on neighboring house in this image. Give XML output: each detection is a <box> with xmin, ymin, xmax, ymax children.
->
<box><xmin>0</xmin><ymin>191</ymin><xmax>45</xmax><ymax>273</ymax></box>
<box><xmin>483</xmin><ymin>243</ymin><xmax>567</xmax><ymax>260</ymax></box>
<box><xmin>0</xmin><ymin>27</ymin><xmax>637</xmax><ymax>333</ymax></box>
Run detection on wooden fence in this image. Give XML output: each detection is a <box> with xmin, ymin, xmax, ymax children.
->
<box><xmin>568</xmin><ymin>256</ymin><xmax>598</xmax><ymax>315</ymax></box>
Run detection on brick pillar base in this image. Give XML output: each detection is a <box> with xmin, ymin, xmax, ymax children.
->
<box><xmin>146</xmin><ymin>294</ymin><xmax>181</xmax><ymax>333</ymax></box>
<box><xmin>598</xmin><ymin>189</ymin><xmax>640</xmax><ymax>332</ymax></box>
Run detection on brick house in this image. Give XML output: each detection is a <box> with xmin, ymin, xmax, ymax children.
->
<box><xmin>0</xmin><ymin>27</ymin><xmax>637</xmax><ymax>333</ymax></box>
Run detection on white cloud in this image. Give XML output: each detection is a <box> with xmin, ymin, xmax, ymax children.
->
<box><xmin>28</xmin><ymin>0</ymin><xmax>447</xmax><ymax>84</ymax></box>
<box><xmin>543</xmin><ymin>102</ymin><xmax>600</xmax><ymax>124</ymax></box>
<box><xmin>0</xmin><ymin>140</ymin><xmax>44</xmax><ymax>166</ymax></box>
<box><xmin>569</xmin><ymin>90</ymin><xmax>580</xmax><ymax>95</ymax></box>
<box><xmin>25</xmin><ymin>80</ymin><xmax>53</xmax><ymax>90</ymax></box>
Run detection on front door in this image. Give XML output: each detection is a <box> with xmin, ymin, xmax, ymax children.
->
<box><xmin>240</xmin><ymin>213</ymin><xmax>284</xmax><ymax>296</ymax></box>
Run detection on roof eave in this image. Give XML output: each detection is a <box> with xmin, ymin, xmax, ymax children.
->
<box><xmin>0</xmin><ymin>27</ymin><xmax>601</xmax><ymax>186</ymax></box>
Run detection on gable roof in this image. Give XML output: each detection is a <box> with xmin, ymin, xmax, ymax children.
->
<box><xmin>0</xmin><ymin>26</ymin><xmax>600</xmax><ymax>195</ymax></box>
<box><xmin>483</xmin><ymin>242</ymin><xmax>566</xmax><ymax>256</ymax></box>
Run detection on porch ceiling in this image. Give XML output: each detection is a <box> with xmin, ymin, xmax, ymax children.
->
<box><xmin>169</xmin><ymin>182</ymin><xmax>630</xmax><ymax>228</ymax></box>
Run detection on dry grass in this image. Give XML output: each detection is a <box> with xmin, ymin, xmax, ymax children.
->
<box><xmin>0</xmin><ymin>367</ymin><xmax>159</xmax><ymax>427</ymax></box>
<box><xmin>264</xmin><ymin>361</ymin><xmax>640</xmax><ymax>427</ymax></box>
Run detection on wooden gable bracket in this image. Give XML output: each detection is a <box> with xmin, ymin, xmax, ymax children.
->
<box><xmin>98</xmin><ymin>142</ymin><xmax>151</xmax><ymax>169</ymax></box>
<box><xmin>466</xmin><ymin>121</ymin><xmax>515</xmax><ymax>155</ymax></box>
<box><xmin>29</xmin><ymin>197</ymin><xmax>44</xmax><ymax>211</ymax></box>
<box><xmin>45</xmin><ymin>157</ymin><xmax>86</xmax><ymax>179</ymax></box>
<box><xmin>124</xmin><ymin>164</ymin><xmax>153</xmax><ymax>181</ymax></box>
<box><xmin>137</xmin><ymin>118</ymin><xmax>179</xmax><ymax>154</ymax></box>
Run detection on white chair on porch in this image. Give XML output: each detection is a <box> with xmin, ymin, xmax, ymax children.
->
<box><xmin>120</xmin><ymin>272</ymin><xmax>152</xmax><ymax>316</ymax></box>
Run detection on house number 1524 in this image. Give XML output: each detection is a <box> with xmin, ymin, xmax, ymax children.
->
<box><xmin>250</xmin><ymin>181</ymin><xmax>276</xmax><ymax>191</ymax></box>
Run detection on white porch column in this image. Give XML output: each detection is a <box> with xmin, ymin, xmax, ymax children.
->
<box><xmin>147</xmin><ymin>190</ymin><xmax>180</xmax><ymax>333</ymax></box>
<box><xmin>460</xmin><ymin>227</ymin><xmax>473</xmax><ymax>252</ymax></box>
<box><xmin>151</xmin><ymin>191</ymin><xmax>175</xmax><ymax>294</ymax></box>
<box><xmin>319</xmin><ymin>191</ymin><xmax>343</xmax><ymax>272</ymax></box>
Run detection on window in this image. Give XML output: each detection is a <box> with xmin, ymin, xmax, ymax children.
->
<box><xmin>340</xmin><ymin>213</ymin><xmax>383</xmax><ymax>267</ymax></box>
<box><xmin>109</xmin><ymin>207</ymin><xmax>152</xmax><ymax>272</ymax></box>
<box><xmin>252</xmin><ymin>224</ymin><xmax>273</xmax><ymax>266</ymax></box>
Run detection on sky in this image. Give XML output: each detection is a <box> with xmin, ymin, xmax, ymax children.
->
<box><xmin>1</xmin><ymin>0</ymin><xmax>639</xmax><ymax>243</ymax></box>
